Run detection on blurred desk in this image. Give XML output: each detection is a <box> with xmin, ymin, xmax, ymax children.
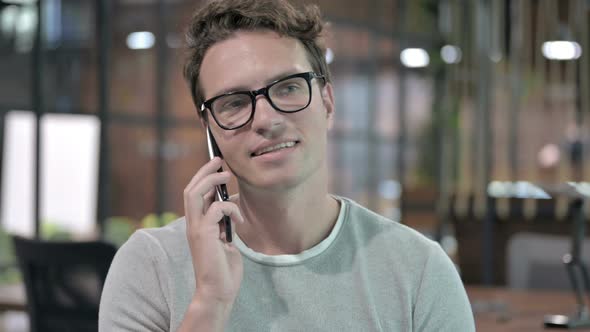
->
<box><xmin>0</xmin><ymin>284</ymin><xmax>25</xmax><ymax>312</ymax></box>
<box><xmin>468</xmin><ymin>286</ymin><xmax>590</xmax><ymax>331</ymax></box>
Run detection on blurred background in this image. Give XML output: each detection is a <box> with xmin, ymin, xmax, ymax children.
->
<box><xmin>0</xmin><ymin>0</ymin><xmax>588</xmax><ymax>330</ymax></box>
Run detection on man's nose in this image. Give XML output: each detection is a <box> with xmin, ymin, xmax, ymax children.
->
<box><xmin>250</xmin><ymin>95</ymin><xmax>285</xmax><ymax>136</ymax></box>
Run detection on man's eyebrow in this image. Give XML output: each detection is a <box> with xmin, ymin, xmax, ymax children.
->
<box><xmin>264</xmin><ymin>70</ymin><xmax>302</xmax><ymax>85</ymax></box>
<box><xmin>211</xmin><ymin>70</ymin><xmax>305</xmax><ymax>97</ymax></box>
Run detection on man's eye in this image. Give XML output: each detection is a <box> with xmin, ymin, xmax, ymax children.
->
<box><xmin>276</xmin><ymin>84</ymin><xmax>302</xmax><ymax>96</ymax></box>
<box><xmin>221</xmin><ymin>98</ymin><xmax>248</xmax><ymax>110</ymax></box>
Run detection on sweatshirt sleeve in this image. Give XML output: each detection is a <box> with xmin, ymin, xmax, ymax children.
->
<box><xmin>99</xmin><ymin>230</ymin><xmax>171</xmax><ymax>331</ymax></box>
<box><xmin>413</xmin><ymin>242</ymin><xmax>475</xmax><ymax>332</ymax></box>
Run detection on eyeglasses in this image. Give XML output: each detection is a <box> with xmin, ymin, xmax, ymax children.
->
<box><xmin>200</xmin><ymin>72</ymin><xmax>325</xmax><ymax>130</ymax></box>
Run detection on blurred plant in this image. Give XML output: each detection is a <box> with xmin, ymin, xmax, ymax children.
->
<box><xmin>103</xmin><ymin>212</ymin><xmax>180</xmax><ymax>248</ymax></box>
<box><xmin>141</xmin><ymin>212</ymin><xmax>179</xmax><ymax>228</ymax></box>
<box><xmin>0</xmin><ymin>228</ymin><xmax>21</xmax><ymax>284</ymax></box>
<box><xmin>103</xmin><ymin>216</ymin><xmax>136</xmax><ymax>248</ymax></box>
<box><xmin>41</xmin><ymin>220</ymin><xmax>72</xmax><ymax>241</ymax></box>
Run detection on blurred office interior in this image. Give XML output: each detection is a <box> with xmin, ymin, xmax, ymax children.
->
<box><xmin>0</xmin><ymin>0</ymin><xmax>589</xmax><ymax>331</ymax></box>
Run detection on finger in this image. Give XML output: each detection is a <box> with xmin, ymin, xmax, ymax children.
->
<box><xmin>218</xmin><ymin>223</ymin><xmax>230</xmax><ymax>243</ymax></box>
<box><xmin>185</xmin><ymin>157</ymin><xmax>223</xmax><ymax>190</ymax></box>
<box><xmin>202</xmin><ymin>188</ymin><xmax>215</xmax><ymax>214</ymax></box>
<box><xmin>203</xmin><ymin>201</ymin><xmax>244</xmax><ymax>226</ymax></box>
<box><xmin>190</xmin><ymin>171</ymin><xmax>231</xmax><ymax>198</ymax></box>
<box><xmin>219</xmin><ymin>228</ymin><xmax>233</xmax><ymax>245</ymax></box>
<box><xmin>220</xmin><ymin>218</ymin><xmax>240</xmax><ymax>242</ymax></box>
<box><xmin>184</xmin><ymin>171</ymin><xmax>231</xmax><ymax>214</ymax></box>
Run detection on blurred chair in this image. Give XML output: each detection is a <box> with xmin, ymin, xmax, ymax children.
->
<box><xmin>451</xmin><ymin>195</ymin><xmax>581</xmax><ymax>285</ymax></box>
<box><xmin>12</xmin><ymin>236</ymin><xmax>117</xmax><ymax>332</ymax></box>
<box><xmin>506</xmin><ymin>232</ymin><xmax>590</xmax><ymax>289</ymax></box>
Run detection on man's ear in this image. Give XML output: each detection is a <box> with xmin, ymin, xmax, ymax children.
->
<box><xmin>321</xmin><ymin>83</ymin><xmax>335</xmax><ymax>129</ymax></box>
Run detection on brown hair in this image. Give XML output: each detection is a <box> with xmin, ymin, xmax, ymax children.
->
<box><xmin>183</xmin><ymin>0</ymin><xmax>331</xmax><ymax>117</ymax></box>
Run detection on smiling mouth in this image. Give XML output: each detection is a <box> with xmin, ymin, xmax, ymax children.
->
<box><xmin>252</xmin><ymin>141</ymin><xmax>299</xmax><ymax>157</ymax></box>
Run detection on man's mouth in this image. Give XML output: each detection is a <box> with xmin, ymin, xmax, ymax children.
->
<box><xmin>252</xmin><ymin>141</ymin><xmax>299</xmax><ymax>157</ymax></box>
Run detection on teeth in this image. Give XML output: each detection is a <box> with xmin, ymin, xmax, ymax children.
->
<box><xmin>255</xmin><ymin>141</ymin><xmax>296</xmax><ymax>156</ymax></box>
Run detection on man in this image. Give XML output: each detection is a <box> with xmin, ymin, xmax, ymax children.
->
<box><xmin>99</xmin><ymin>0</ymin><xmax>475</xmax><ymax>331</ymax></box>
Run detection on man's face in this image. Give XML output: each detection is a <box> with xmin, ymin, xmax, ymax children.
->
<box><xmin>199</xmin><ymin>30</ymin><xmax>335</xmax><ymax>191</ymax></box>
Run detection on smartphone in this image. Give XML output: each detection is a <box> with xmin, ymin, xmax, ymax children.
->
<box><xmin>206</xmin><ymin>127</ymin><xmax>232</xmax><ymax>242</ymax></box>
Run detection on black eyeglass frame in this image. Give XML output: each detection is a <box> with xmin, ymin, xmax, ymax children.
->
<box><xmin>199</xmin><ymin>71</ymin><xmax>326</xmax><ymax>130</ymax></box>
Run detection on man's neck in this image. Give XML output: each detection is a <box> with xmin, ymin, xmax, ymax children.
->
<box><xmin>233</xmin><ymin>170</ymin><xmax>340</xmax><ymax>255</ymax></box>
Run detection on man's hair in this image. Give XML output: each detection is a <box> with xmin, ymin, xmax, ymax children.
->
<box><xmin>183</xmin><ymin>0</ymin><xmax>331</xmax><ymax>117</ymax></box>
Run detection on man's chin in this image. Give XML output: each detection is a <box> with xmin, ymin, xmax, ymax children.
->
<box><xmin>236</xmin><ymin>173</ymin><xmax>304</xmax><ymax>193</ymax></box>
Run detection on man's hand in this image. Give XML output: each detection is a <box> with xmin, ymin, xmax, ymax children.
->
<box><xmin>179</xmin><ymin>157</ymin><xmax>244</xmax><ymax>331</ymax></box>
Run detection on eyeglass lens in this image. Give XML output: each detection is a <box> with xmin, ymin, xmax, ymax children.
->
<box><xmin>211</xmin><ymin>76</ymin><xmax>311</xmax><ymax>129</ymax></box>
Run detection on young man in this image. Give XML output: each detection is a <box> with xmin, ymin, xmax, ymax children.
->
<box><xmin>99</xmin><ymin>0</ymin><xmax>475</xmax><ymax>331</ymax></box>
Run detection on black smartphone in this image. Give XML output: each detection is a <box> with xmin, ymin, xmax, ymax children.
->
<box><xmin>206</xmin><ymin>127</ymin><xmax>232</xmax><ymax>242</ymax></box>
